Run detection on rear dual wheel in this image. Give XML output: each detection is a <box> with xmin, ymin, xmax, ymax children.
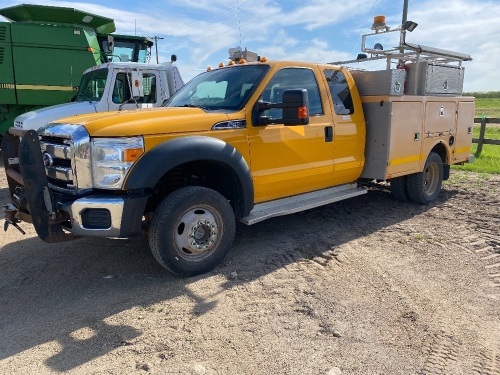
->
<box><xmin>391</xmin><ymin>152</ymin><xmax>443</xmax><ymax>205</ymax></box>
<box><xmin>390</xmin><ymin>176</ymin><xmax>410</xmax><ymax>202</ymax></box>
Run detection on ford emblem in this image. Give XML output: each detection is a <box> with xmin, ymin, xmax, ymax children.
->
<box><xmin>43</xmin><ymin>152</ymin><xmax>54</xmax><ymax>167</ymax></box>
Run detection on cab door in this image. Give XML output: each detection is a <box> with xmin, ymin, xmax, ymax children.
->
<box><xmin>322</xmin><ymin>67</ymin><xmax>366</xmax><ymax>185</ymax></box>
<box><xmin>248</xmin><ymin>66</ymin><xmax>335</xmax><ymax>203</ymax></box>
<box><xmin>108</xmin><ymin>71</ymin><xmax>159</xmax><ymax>111</ymax></box>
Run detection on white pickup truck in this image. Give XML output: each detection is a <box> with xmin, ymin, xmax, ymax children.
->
<box><xmin>14</xmin><ymin>60</ymin><xmax>184</xmax><ymax>131</ymax></box>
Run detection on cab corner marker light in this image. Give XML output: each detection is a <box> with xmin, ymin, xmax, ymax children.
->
<box><xmin>87</xmin><ymin>47</ymin><xmax>94</xmax><ymax>53</ymax></box>
<box><xmin>298</xmin><ymin>106</ymin><xmax>308</xmax><ymax>119</ymax></box>
<box><xmin>228</xmin><ymin>60</ymin><xmax>235</xmax><ymax>66</ymax></box>
<box><xmin>239</xmin><ymin>59</ymin><xmax>246</xmax><ymax>64</ymax></box>
<box><xmin>260</xmin><ymin>56</ymin><xmax>268</xmax><ymax>62</ymax></box>
<box><xmin>207</xmin><ymin>66</ymin><xmax>212</xmax><ymax>71</ymax></box>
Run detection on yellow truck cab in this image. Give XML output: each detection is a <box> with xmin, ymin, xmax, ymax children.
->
<box><xmin>2</xmin><ymin>24</ymin><xmax>474</xmax><ymax>276</ymax></box>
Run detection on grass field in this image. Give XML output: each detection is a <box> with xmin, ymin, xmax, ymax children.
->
<box><xmin>474</xmin><ymin>97</ymin><xmax>500</xmax><ymax>118</ymax></box>
<box><xmin>453</xmin><ymin>125</ymin><xmax>500</xmax><ymax>174</ymax></box>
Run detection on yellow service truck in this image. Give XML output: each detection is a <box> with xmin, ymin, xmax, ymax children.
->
<box><xmin>2</xmin><ymin>34</ymin><xmax>474</xmax><ymax>276</ymax></box>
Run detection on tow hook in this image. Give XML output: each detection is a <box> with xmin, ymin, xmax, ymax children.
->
<box><xmin>3</xmin><ymin>203</ymin><xmax>26</xmax><ymax>235</ymax></box>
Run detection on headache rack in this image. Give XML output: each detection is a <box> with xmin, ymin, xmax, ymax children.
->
<box><xmin>330</xmin><ymin>17</ymin><xmax>472</xmax><ymax>96</ymax></box>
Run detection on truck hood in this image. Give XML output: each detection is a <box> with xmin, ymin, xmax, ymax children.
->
<box><xmin>15</xmin><ymin>101</ymin><xmax>98</xmax><ymax>132</ymax></box>
<box><xmin>54</xmin><ymin>107</ymin><xmax>234</xmax><ymax>137</ymax></box>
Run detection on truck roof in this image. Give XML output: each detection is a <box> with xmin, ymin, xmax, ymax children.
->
<box><xmin>213</xmin><ymin>60</ymin><xmax>342</xmax><ymax>71</ymax></box>
<box><xmin>83</xmin><ymin>62</ymin><xmax>174</xmax><ymax>74</ymax></box>
<box><xmin>0</xmin><ymin>4</ymin><xmax>115</xmax><ymax>34</ymax></box>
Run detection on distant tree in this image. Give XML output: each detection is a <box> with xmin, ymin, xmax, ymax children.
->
<box><xmin>463</xmin><ymin>91</ymin><xmax>500</xmax><ymax>98</ymax></box>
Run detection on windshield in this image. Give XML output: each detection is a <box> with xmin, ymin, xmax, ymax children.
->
<box><xmin>76</xmin><ymin>68</ymin><xmax>109</xmax><ymax>102</ymax></box>
<box><xmin>164</xmin><ymin>65</ymin><xmax>269</xmax><ymax>111</ymax></box>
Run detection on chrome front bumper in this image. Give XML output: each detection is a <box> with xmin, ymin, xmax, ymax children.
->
<box><xmin>60</xmin><ymin>195</ymin><xmax>148</xmax><ymax>238</ymax></box>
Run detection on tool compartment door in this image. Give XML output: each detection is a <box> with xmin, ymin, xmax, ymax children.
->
<box><xmin>360</xmin><ymin>96</ymin><xmax>423</xmax><ymax>180</ymax></box>
<box><xmin>387</xmin><ymin>100</ymin><xmax>424</xmax><ymax>177</ymax></box>
<box><xmin>454</xmin><ymin>100</ymin><xmax>474</xmax><ymax>163</ymax></box>
<box><xmin>422</xmin><ymin>100</ymin><xmax>456</xmax><ymax>166</ymax></box>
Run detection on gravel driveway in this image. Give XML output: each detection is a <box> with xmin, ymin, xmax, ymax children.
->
<box><xmin>0</xmin><ymin>160</ymin><xmax>499</xmax><ymax>375</ymax></box>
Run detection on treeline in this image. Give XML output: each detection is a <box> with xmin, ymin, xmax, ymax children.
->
<box><xmin>463</xmin><ymin>91</ymin><xmax>500</xmax><ymax>98</ymax></box>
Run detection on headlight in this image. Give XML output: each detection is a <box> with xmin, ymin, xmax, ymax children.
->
<box><xmin>91</xmin><ymin>137</ymin><xmax>144</xmax><ymax>189</ymax></box>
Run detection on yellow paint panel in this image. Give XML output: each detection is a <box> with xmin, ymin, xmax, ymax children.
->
<box><xmin>388</xmin><ymin>154</ymin><xmax>422</xmax><ymax>166</ymax></box>
<box><xmin>249</xmin><ymin>121</ymin><xmax>335</xmax><ymax>203</ymax></box>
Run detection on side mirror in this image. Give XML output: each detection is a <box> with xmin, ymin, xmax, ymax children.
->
<box><xmin>282</xmin><ymin>89</ymin><xmax>309</xmax><ymax>126</ymax></box>
<box><xmin>130</xmin><ymin>70</ymin><xmax>144</xmax><ymax>98</ymax></box>
<box><xmin>107</xmin><ymin>35</ymin><xmax>114</xmax><ymax>53</ymax></box>
<box><xmin>254</xmin><ymin>88</ymin><xmax>309</xmax><ymax>126</ymax></box>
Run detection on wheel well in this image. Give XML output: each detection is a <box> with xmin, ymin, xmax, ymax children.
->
<box><xmin>145</xmin><ymin>160</ymin><xmax>245</xmax><ymax>218</ymax></box>
<box><xmin>429</xmin><ymin>142</ymin><xmax>450</xmax><ymax>180</ymax></box>
<box><xmin>430</xmin><ymin>142</ymin><xmax>448</xmax><ymax>165</ymax></box>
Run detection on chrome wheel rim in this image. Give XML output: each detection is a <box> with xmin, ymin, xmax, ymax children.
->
<box><xmin>423</xmin><ymin>162</ymin><xmax>439</xmax><ymax>196</ymax></box>
<box><xmin>172</xmin><ymin>206</ymin><xmax>221</xmax><ymax>260</ymax></box>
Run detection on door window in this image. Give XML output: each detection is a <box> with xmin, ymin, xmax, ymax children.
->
<box><xmin>260</xmin><ymin>68</ymin><xmax>323</xmax><ymax>122</ymax></box>
<box><xmin>142</xmin><ymin>74</ymin><xmax>157</xmax><ymax>103</ymax></box>
<box><xmin>112</xmin><ymin>72</ymin><xmax>158</xmax><ymax>104</ymax></box>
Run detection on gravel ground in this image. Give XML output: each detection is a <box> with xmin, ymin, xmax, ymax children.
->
<box><xmin>0</xmin><ymin>159</ymin><xmax>499</xmax><ymax>375</ymax></box>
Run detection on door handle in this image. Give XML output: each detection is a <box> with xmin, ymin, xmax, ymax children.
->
<box><xmin>325</xmin><ymin>126</ymin><xmax>333</xmax><ymax>142</ymax></box>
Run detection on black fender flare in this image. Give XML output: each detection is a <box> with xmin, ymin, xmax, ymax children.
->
<box><xmin>124</xmin><ymin>136</ymin><xmax>254</xmax><ymax>216</ymax></box>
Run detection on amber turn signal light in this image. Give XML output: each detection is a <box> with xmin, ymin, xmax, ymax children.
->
<box><xmin>123</xmin><ymin>147</ymin><xmax>143</xmax><ymax>162</ymax></box>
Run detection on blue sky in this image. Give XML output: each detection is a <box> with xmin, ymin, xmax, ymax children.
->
<box><xmin>0</xmin><ymin>0</ymin><xmax>499</xmax><ymax>91</ymax></box>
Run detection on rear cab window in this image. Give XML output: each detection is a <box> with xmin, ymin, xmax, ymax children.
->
<box><xmin>323</xmin><ymin>69</ymin><xmax>354</xmax><ymax>115</ymax></box>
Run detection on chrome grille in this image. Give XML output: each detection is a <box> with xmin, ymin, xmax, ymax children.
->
<box><xmin>41</xmin><ymin>138</ymin><xmax>75</xmax><ymax>190</ymax></box>
<box><xmin>38</xmin><ymin>124</ymin><xmax>92</xmax><ymax>194</ymax></box>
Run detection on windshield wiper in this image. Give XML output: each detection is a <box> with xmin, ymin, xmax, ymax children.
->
<box><xmin>179</xmin><ymin>104</ymin><xmax>211</xmax><ymax>110</ymax></box>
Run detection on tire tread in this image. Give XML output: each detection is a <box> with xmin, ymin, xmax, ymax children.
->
<box><xmin>148</xmin><ymin>186</ymin><xmax>235</xmax><ymax>276</ymax></box>
<box><xmin>407</xmin><ymin>152</ymin><xmax>443</xmax><ymax>205</ymax></box>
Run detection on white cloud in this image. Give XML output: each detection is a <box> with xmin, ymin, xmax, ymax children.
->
<box><xmin>0</xmin><ymin>0</ymin><xmax>496</xmax><ymax>91</ymax></box>
<box><xmin>404</xmin><ymin>0</ymin><xmax>500</xmax><ymax>91</ymax></box>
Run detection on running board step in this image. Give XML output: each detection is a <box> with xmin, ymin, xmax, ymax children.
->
<box><xmin>240</xmin><ymin>183</ymin><xmax>367</xmax><ymax>225</ymax></box>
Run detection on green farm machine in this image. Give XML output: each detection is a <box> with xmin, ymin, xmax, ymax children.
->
<box><xmin>0</xmin><ymin>4</ymin><xmax>153</xmax><ymax>136</ymax></box>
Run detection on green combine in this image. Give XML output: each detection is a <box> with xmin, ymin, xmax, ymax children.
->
<box><xmin>0</xmin><ymin>4</ymin><xmax>153</xmax><ymax>136</ymax></box>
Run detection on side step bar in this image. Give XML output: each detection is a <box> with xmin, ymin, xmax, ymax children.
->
<box><xmin>240</xmin><ymin>183</ymin><xmax>367</xmax><ymax>225</ymax></box>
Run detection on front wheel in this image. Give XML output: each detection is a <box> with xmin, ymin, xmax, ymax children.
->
<box><xmin>407</xmin><ymin>152</ymin><xmax>443</xmax><ymax>204</ymax></box>
<box><xmin>149</xmin><ymin>186</ymin><xmax>236</xmax><ymax>277</ymax></box>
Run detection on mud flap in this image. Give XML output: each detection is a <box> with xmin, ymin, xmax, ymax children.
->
<box><xmin>2</xmin><ymin>129</ymin><xmax>22</xmax><ymax>198</ymax></box>
<box><xmin>18</xmin><ymin>130</ymin><xmax>75</xmax><ymax>243</ymax></box>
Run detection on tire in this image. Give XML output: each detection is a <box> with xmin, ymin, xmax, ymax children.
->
<box><xmin>390</xmin><ymin>176</ymin><xmax>410</xmax><ymax>202</ymax></box>
<box><xmin>407</xmin><ymin>152</ymin><xmax>443</xmax><ymax>204</ymax></box>
<box><xmin>148</xmin><ymin>186</ymin><xmax>236</xmax><ymax>277</ymax></box>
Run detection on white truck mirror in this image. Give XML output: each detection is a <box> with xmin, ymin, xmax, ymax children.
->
<box><xmin>130</xmin><ymin>70</ymin><xmax>144</xmax><ymax>98</ymax></box>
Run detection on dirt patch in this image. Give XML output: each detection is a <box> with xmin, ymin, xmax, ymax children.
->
<box><xmin>0</xmin><ymin>160</ymin><xmax>499</xmax><ymax>374</ymax></box>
